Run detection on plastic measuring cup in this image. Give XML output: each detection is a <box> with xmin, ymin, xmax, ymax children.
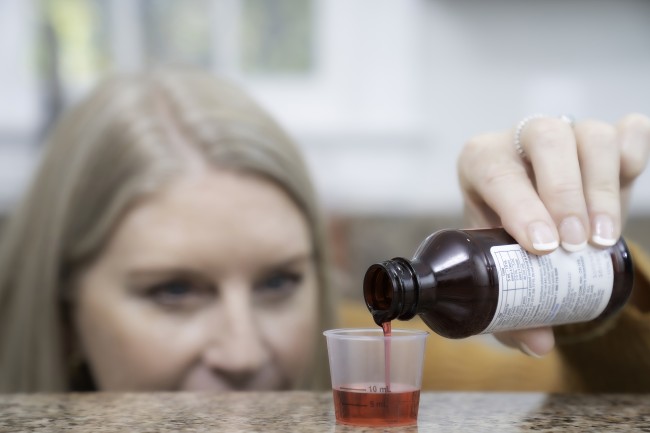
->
<box><xmin>323</xmin><ymin>328</ymin><xmax>428</xmax><ymax>426</ymax></box>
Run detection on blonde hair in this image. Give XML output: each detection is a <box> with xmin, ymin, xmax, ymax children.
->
<box><xmin>0</xmin><ymin>70</ymin><xmax>336</xmax><ymax>392</ymax></box>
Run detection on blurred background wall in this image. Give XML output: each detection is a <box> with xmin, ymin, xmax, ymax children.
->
<box><xmin>1</xmin><ymin>0</ymin><xmax>649</xmax><ymax>298</ymax></box>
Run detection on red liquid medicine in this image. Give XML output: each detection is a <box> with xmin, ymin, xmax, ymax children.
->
<box><xmin>332</xmin><ymin>384</ymin><xmax>420</xmax><ymax>426</ymax></box>
<box><xmin>324</xmin><ymin>327</ymin><xmax>426</xmax><ymax>427</ymax></box>
<box><xmin>382</xmin><ymin>321</ymin><xmax>391</xmax><ymax>392</ymax></box>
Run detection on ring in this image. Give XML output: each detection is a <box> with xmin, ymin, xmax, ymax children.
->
<box><xmin>514</xmin><ymin>114</ymin><xmax>575</xmax><ymax>160</ymax></box>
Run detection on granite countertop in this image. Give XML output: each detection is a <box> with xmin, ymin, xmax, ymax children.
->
<box><xmin>1</xmin><ymin>391</ymin><xmax>649</xmax><ymax>432</ymax></box>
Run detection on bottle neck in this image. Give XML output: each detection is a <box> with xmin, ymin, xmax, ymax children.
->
<box><xmin>363</xmin><ymin>257</ymin><xmax>421</xmax><ymax>326</ymax></box>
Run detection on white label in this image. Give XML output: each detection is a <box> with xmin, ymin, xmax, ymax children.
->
<box><xmin>482</xmin><ymin>244</ymin><xmax>614</xmax><ymax>334</ymax></box>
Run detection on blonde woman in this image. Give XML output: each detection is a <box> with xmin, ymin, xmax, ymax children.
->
<box><xmin>0</xmin><ymin>70</ymin><xmax>336</xmax><ymax>392</ymax></box>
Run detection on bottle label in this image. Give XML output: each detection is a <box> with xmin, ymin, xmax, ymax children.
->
<box><xmin>482</xmin><ymin>244</ymin><xmax>614</xmax><ymax>334</ymax></box>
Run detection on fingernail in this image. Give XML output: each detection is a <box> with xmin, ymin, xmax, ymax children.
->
<box><xmin>528</xmin><ymin>222</ymin><xmax>559</xmax><ymax>251</ymax></box>
<box><xmin>519</xmin><ymin>342</ymin><xmax>542</xmax><ymax>359</ymax></box>
<box><xmin>592</xmin><ymin>214</ymin><xmax>617</xmax><ymax>246</ymax></box>
<box><xmin>559</xmin><ymin>216</ymin><xmax>587</xmax><ymax>252</ymax></box>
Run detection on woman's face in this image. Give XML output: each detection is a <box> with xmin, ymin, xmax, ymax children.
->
<box><xmin>72</xmin><ymin>170</ymin><xmax>319</xmax><ymax>391</ymax></box>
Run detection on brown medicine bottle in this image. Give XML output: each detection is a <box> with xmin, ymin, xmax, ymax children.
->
<box><xmin>363</xmin><ymin>228</ymin><xmax>634</xmax><ymax>339</ymax></box>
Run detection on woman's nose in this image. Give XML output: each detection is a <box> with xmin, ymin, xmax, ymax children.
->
<box><xmin>201</xmin><ymin>286</ymin><xmax>270</xmax><ymax>375</ymax></box>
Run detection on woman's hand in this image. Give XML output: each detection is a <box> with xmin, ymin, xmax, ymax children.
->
<box><xmin>458</xmin><ymin>113</ymin><xmax>650</xmax><ymax>357</ymax></box>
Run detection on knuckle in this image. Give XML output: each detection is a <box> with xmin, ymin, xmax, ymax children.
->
<box><xmin>621</xmin><ymin>154</ymin><xmax>648</xmax><ymax>181</ymax></box>
<box><xmin>619</xmin><ymin>114</ymin><xmax>650</xmax><ymax>181</ymax></box>
<box><xmin>620</xmin><ymin>113</ymin><xmax>650</xmax><ymax>134</ymax></box>
<box><xmin>524</xmin><ymin>119</ymin><xmax>572</xmax><ymax>152</ymax></box>
<box><xmin>589</xmin><ymin>191</ymin><xmax>620</xmax><ymax>210</ymax></box>
<box><xmin>542</xmin><ymin>180</ymin><xmax>584</xmax><ymax>202</ymax></box>
<box><xmin>588</xmin><ymin>180</ymin><xmax>620</xmax><ymax>200</ymax></box>
<box><xmin>462</xmin><ymin>132</ymin><xmax>499</xmax><ymax>156</ymax></box>
<box><xmin>459</xmin><ymin>132</ymin><xmax>504</xmax><ymax>176</ymax></box>
<box><xmin>575</xmin><ymin>120</ymin><xmax>617</xmax><ymax>148</ymax></box>
<box><xmin>498</xmin><ymin>197</ymin><xmax>545</xmax><ymax>229</ymax></box>
<box><xmin>480</xmin><ymin>161</ymin><xmax>527</xmax><ymax>189</ymax></box>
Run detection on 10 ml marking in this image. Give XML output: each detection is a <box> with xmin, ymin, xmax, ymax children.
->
<box><xmin>368</xmin><ymin>385</ymin><xmax>390</xmax><ymax>393</ymax></box>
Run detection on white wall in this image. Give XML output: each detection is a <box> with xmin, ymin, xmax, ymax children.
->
<box><xmin>416</xmin><ymin>0</ymin><xmax>650</xmax><ymax>216</ymax></box>
<box><xmin>0</xmin><ymin>0</ymin><xmax>39</xmax><ymax>211</ymax></box>
<box><xmin>2</xmin><ymin>0</ymin><xmax>650</xmax><ymax>216</ymax></box>
<box><xmin>252</xmin><ymin>0</ymin><xmax>650</xmax><ymax>216</ymax></box>
<box><xmin>247</xmin><ymin>0</ymin><xmax>433</xmax><ymax>214</ymax></box>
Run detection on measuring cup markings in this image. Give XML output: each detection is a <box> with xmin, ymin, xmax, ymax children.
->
<box><xmin>323</xmin><ymin>328</ymin><xmax>427</xmax><ymax>427</ymax></box>
<box><xmin>333</xmin><ymin>386</ymin><xmax>420</xmax><ymax>427</ymax></box>
<box><xmin>339</xmin><ymin>386</ymin><xmax>366</xmax><ymax>392</ymax></box>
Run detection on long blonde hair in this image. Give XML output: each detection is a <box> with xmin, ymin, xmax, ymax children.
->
<box><xmin>0</xmin><ymin>70</ymin><xmax>336</xmax><ymax>392</ymax></box>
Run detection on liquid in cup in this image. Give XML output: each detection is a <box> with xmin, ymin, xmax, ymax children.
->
<box><xmin>323</xmin><ymin>327</ymin><xmax>428</xmax><ymax>426</ymax></box>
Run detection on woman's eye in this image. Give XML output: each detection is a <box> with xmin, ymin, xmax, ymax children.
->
<box><xmin>143</xmin><ymin>280</ymin><xmax>212</xmax><ymax>308</ymax></box>
<box><xmin>255</xmin><ymin>272</ymin><xmax>303</xmax><ymax>300</ymax></box>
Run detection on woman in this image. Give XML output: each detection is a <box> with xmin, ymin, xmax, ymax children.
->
<box><xmin>0</xmin><ymin>70</ymin><xmax>336</xmax><ymax>392</ymax></box>
<box><xmin>2</xmin><ymin>69</ymin><xmax>649</xmax><ymax>392</ymax></box>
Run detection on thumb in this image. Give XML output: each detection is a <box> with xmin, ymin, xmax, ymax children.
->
<box><xmin>493</xmin><ymin>327</ymin><xmax>555</xmax><ymax>358</ymax></box>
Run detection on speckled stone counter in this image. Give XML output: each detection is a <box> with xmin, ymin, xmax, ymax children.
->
<box><xmin>1</xmin><ymin>392</ymin><xmax>649</xmax><ymax>432</ymax></box>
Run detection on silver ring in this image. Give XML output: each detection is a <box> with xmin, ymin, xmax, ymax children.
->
<box><xmin>514</xmin><ymin>114</ymin><xmax>575</xmax><ymax>160</ymax></box>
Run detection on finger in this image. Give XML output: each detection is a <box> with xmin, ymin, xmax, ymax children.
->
<box><xmin>458</xmin><ymin>131</ymin><xmax>559</xmax><ymax>253</ymax></box>
<box><xmin>521</xmin><ymin>117</ymin><xmax>590</xmax><ymax>252</ymax></box>
<box><xmin>457</xmin><ymin>131</ymin><xmax>512</xmax><ymax>225</ymax></box>
<box><xmin>618</xmin><ymin>114</ymin><xmax>650</xmax><ymax>223</ymax></box>
<box><xmin>493</xmin><ymin>327</ymin><xmax>555</xmax><ymax>358</ymax></box>
<box><xmin>573</xmin><ymin>120</ymin><xmax>621</xmax><ymax>247</ymax></box>
<box><xmin>618</xmin><ymin>113</ymin><xmax>650</xmax><ymax>185</ymax></box>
